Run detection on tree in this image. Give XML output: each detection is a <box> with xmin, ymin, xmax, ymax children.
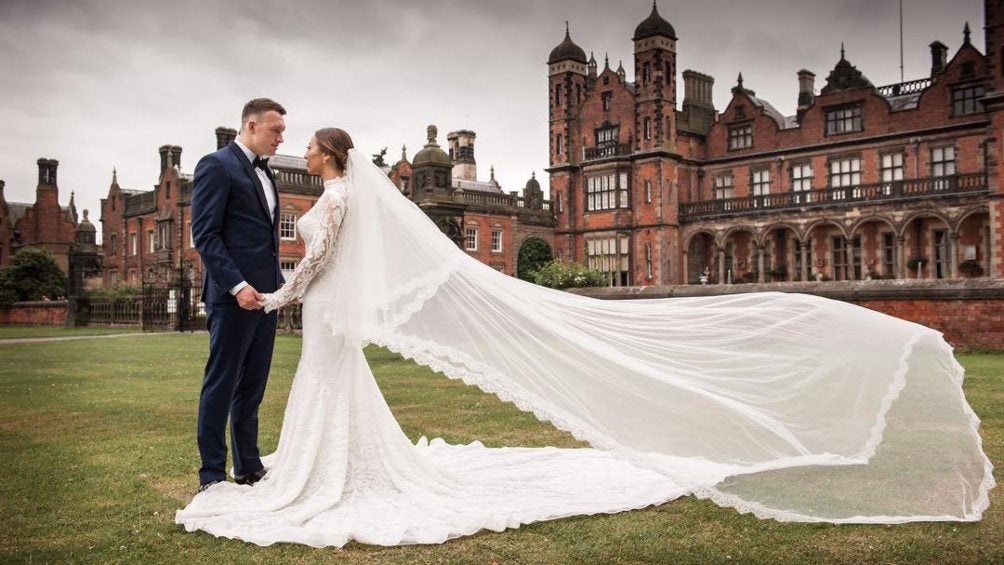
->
<box><xmin>517</xmin><ymin>237</ymin><xmax>553</xmax><ymax>281</ymax></box>
<box><xmin>0</xmin><ymin>247</ymin><xmax>68</xmax><ymax>306</ymax></box>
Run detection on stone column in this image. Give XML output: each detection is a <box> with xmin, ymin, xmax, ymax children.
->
<box><xmin>950</xmin><ymin>232</ymin><xmax>960</xmax><ymax>279</ymax></box>
<box><xmin>799</xmin><ymin>241</ymin><xmax>809</xmax><ymax>281</ymax></box>
<box><xmin>757</xmin><ymin>245</ymin><xmax>765</xmax><ymax>283</ymax></box>
<box><xmin>897</xmin><ymin>236</ymin><xmax>907</xmax><ymax>279</ymax></box>
<box><xmin>718</xmin><ymin>247</ymin><xmax>726</xmax><ymax>284</ymax></box>
<box><xmin>845</xmin><ymin>242</ymin><xmax>855</xmax><ymax>280</ymax></box>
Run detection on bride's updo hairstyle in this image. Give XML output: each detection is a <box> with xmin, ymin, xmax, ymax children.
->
<box><xmin>315</xmin><ymin>128</ymin><xmax>355</xmax><ymax>172</ymax></box>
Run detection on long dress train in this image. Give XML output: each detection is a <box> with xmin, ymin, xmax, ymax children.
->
<box><xmin>175</xmin><ymin>176</ymin><xmax>682</xmax><ymax>547</ymax></box>
<box><xmin>176</xmin><ymin>150</ymin><xmax>994</xmax><ymax>547</ymax></box>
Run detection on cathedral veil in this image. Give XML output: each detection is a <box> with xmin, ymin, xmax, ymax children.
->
<box><xmin>321</xmin><ymin>148</ymin><xmax>993</xmax><ymax>523</ymax></box>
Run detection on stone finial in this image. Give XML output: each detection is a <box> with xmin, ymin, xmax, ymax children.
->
<box><xmin>401</xmin><ymin>144</ymin><xmax>407</xmax><ymax>161</ymax></box>
<box><xmin>426</xmin><ymin>125</ymin><xmax>438</xmax><ymax>144</ymax></box>
<box><xmin>964</xmin><ymin>22</ymin><xmax>971</xmax><ymax>45</ymax></box>
<box><xmin>840</xmin><ymin>42</ymin><xmax>845</xmax><ymax>61</ymax></box>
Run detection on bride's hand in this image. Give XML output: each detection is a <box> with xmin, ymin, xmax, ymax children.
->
<box><xmin>259</xmin><ymin>293</ymin><xmax>276</xmax><ymax>313</ymax></box>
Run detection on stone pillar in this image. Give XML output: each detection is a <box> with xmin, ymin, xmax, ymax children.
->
<box><xmin>845</xmin><ymin>243</ymin><xmax>855</xmax><ymax>281</ymax></box>
<box><xmin>799</xmin><ymin>241</ymin><xmax>809</xmax><ymax>281</ymax></box>
<box><xmin>756</xmin><ymin>245</ymin><xmax>765</xmax><ymax>283</ymax></box>
<box><xmin>897</xmin><ymin>236</ymin><xmax>907</xmax><ymax>279</ymax></box>
<box><xmin>950</xmin><ymin>232</ymin><xmax>960</xmax><ymax>279</ymax></box>
<box><xmin>717</xmin><ymin>247</ymin><xmax>726</xmax><ymax>284</ymax></box>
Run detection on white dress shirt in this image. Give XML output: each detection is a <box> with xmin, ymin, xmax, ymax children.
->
<box><xmin>229</xmin><ymin>139</ymin><xmax>278</xmax><ymax>296</ymax></box>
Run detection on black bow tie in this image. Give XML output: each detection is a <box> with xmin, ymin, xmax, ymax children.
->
<box><xmin>252</xmin><ymin>156</ymin><xmax>270</xmax><ymax>171</ymax></box>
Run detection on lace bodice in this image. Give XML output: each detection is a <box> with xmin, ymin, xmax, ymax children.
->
<box><xmin>262</xmin><ymin>177</ymin><xmax>348</xmax><ymax>312</ymax></box>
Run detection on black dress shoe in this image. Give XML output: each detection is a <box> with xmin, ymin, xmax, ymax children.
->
<box><xmin>234</xmin><ymin>468</ymin><xmax>267</xmax><ymax>486</ymax></box>
<box><xmin>197</xmin><ymin>480</ymin><xmax>224</xmax><ymax>493</ymax></box>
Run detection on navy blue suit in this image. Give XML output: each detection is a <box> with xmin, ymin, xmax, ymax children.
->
<box><xmin>191</xmin><ymin>141</ymin><xmax>284</xmax><ymax>484</ymax></box>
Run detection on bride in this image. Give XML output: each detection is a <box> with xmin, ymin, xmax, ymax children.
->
<box><xmin>175</xmin><ymin>127</ymin><xmax>994</xmax><ymax>547</ymax></box>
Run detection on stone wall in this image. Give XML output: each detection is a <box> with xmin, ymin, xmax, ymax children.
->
<box><xmin>571</xmin><ymin>279</ymin><xmax>1004</xmax><ymax>350</ymax></box>
<box><xmin>0</xmin><ymin>301</ymin><xmax>69</xmax><ymax>326</ymax></box>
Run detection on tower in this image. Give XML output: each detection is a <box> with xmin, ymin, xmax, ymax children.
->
<box><xmin>447</xmin><ymin>130</ymin><xmax>477</xmax><ymax>181</ymax></box>
<box><xmin>547</xmin><ymin>23</ymin><xmax>588</xmax><ymax>260</ymax></box>
<box><xmin>633</xmin><ymin>1</ymin><xmax>677</xmax><ymax>152</ymax></box>
<box><xmin>548</xmin><ymin>23</ymin><xmax>588</xmax><ymax>166</ymax></box>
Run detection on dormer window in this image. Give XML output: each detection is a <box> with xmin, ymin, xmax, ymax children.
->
<box><xmin>728</xmin><ymin>124</ymin><xmax>752</xmax><ymax>150</ymax></box>
<box><xmin>825</xmin><ymin>104</ymin><xmax>863</xmax><ymax>135</ymax></box>
<box><xmin>952</xmin><ymin>85</ymin><xmax>985</xmax><ymax>116</ymax></box>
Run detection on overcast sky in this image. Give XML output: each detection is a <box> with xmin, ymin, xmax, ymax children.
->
<box><xmin>0</xmin><ymin>0</ymin><xmax>982</xmax><ymax>238</ymax></box>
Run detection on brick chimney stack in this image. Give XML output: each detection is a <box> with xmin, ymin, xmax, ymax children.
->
<box><xmin>170</xmin><ymin>146</ymin><xmax>182</xmax><ymax>170</ymax></box>
<box><xmin>797</xmin><ymin>69</ymin><xmax>816</xmax><ymax>122</ymax></box>
<box><xmin>159</xmin><ymin>145</ymin><xmax>172</xmax><ymax>172</ymax></box>
<box><xmin>37</xmin><ymin>158</ymin><xmax>58</xmax><ymax>188</ymax></box>
<box><xmin>682</xmin><ymin>70</ymin><xmax>715</xmax><ymax>134</ymax></box>
<box><xmin>930</xmin><ymin>41</ymin><xmax>948</xmax><ymax>76</ymax></box>
<box><xmin>215</xmin><ymin>127</ymin><xmax>237</xmax><ymax>150</ymax></box>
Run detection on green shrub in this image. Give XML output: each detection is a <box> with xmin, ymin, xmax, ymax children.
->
<box><xmin>530</xmin><ymin>260</ymin><xmax>607</xmax><ymax>289</ymax></box>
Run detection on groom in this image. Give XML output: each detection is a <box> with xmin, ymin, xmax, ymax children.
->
<box><xmin>191</xmin><ymin>98</ymin><xmax>286</xmax><ymax>492</ymax></box>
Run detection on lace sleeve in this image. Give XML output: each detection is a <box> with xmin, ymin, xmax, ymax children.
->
<box><xmin>262</xmin><ymin>191</ymin><xmax>347</xmax><ymax>313</ymax></box>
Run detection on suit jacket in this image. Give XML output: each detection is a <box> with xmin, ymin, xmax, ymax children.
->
<box><xmin>191</xmin><ymin>141</ymin><xmax>284</xmax><ymax>304</ymax></box>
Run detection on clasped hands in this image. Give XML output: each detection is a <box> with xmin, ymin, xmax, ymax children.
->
<box><xmin>236</xmin><ymin>286</ymin><xmax>267</xmax><ymax>311</ymax></box>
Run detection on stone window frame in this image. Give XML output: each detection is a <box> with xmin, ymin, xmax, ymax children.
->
<box><xmin>490</xmin><ymin>225</ymin><xmax>503</xmax><ymax>254</ymax></box>
<box><xmin>594</xmin><ymin>122</ymin><xmax>620</xmax><ymax>157</ymax></box>
<box><xmin>951</xmin><ymin>84</ymin><xmax>985</xmax><ymax>116</ymax></box>
<box><xmin>824</xmin><ymin>103</ymin><xmax>863</xmax><ymax>136</ymax></box>
<box><xmin>586</xmin><ymin>233</ymin><xmax>631</xmax><ymax>287</ymax></box>
<box><xmin>280</xmin><ymin>258</ymin><xmax>298</xmax><ymax>280</ymax></box>
<box><xmin>787</xmin><ymin>160</ymin><xmax>811</xmax><ymax>193</ymax></box>
<box><xmin>727</xmin><ymin>123</ymin><xmax>753</xmax><ymax>151</ymax></box>
<box><xmin>601</xmin><ymin>91</ymin><xmax>612</xmax><ymax>112</ymax></box>
<box><xmin>826</xmin><ymin>153</ymin><xmax>863</xmax><ymax>189</ymax></box>
<box><xmin>750</xmin><ymin>166</ymin><xmax>771</xmax><ymax>197</ymax></box>
<box><xmin>645</xmin><ymin>241</ymin><xmax>653</xmax><ymax>280</ymax></box>
<box><xmin>930</xmin><ymin>142</ymin><xmax>958</xmax><ymax>190</ymax></box>
<box><xmin>878</xmin><ymin>149</ymin><xmax>905</xmax><ymax>195</ymax></box>
<box><xmin>713</xmin><ymin>172</ymin><xmax>735</xmax><ymax>200</ymax></box>
<box><xmin>279</xmin><ymin>211</ymin><xmax>298</xmax><ymax>241</ymax></box>
<box><xmin>585</xmin><ymin>169</ymin><xmax>630</xmax><ymax>212</ymax></box>
<box><xmin>465</xmin><ymin>223</ymin><xmax>478</xmax><ymax>251</ymax></box>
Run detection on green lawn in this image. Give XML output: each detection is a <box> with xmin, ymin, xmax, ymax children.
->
<box><xmin>0</xmin><ymin>333</ymin><xmax>1001</xmax><ymax>564</ymax></box>
<box><xmin>0</xmin><ymin>325</ymin><xmax>141</xmax><ymax>340</ymax></box>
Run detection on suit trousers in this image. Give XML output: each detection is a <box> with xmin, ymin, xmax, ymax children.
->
<box><xmin>197</xmin><ymin>302</ymin><xmax>278</xmax><ymax>484</ymax></box>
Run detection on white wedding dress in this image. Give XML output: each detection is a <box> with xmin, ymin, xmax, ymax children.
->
<box><xmin>176</xmin><ymin>150</ymin><xmax>993</xmax><ymax>547</ymax></box>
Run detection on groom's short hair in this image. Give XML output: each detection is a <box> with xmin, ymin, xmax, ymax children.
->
<box><xmin>241</xmin><ymin>98</ymin><xmax>286</xmax><ymax>128</ymax></box>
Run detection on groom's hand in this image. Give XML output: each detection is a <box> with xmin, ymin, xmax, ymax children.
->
<box><xmin>236</xmin><ymin>286</ymin><xmax>264</xmax><ymax>310</ymax></box>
